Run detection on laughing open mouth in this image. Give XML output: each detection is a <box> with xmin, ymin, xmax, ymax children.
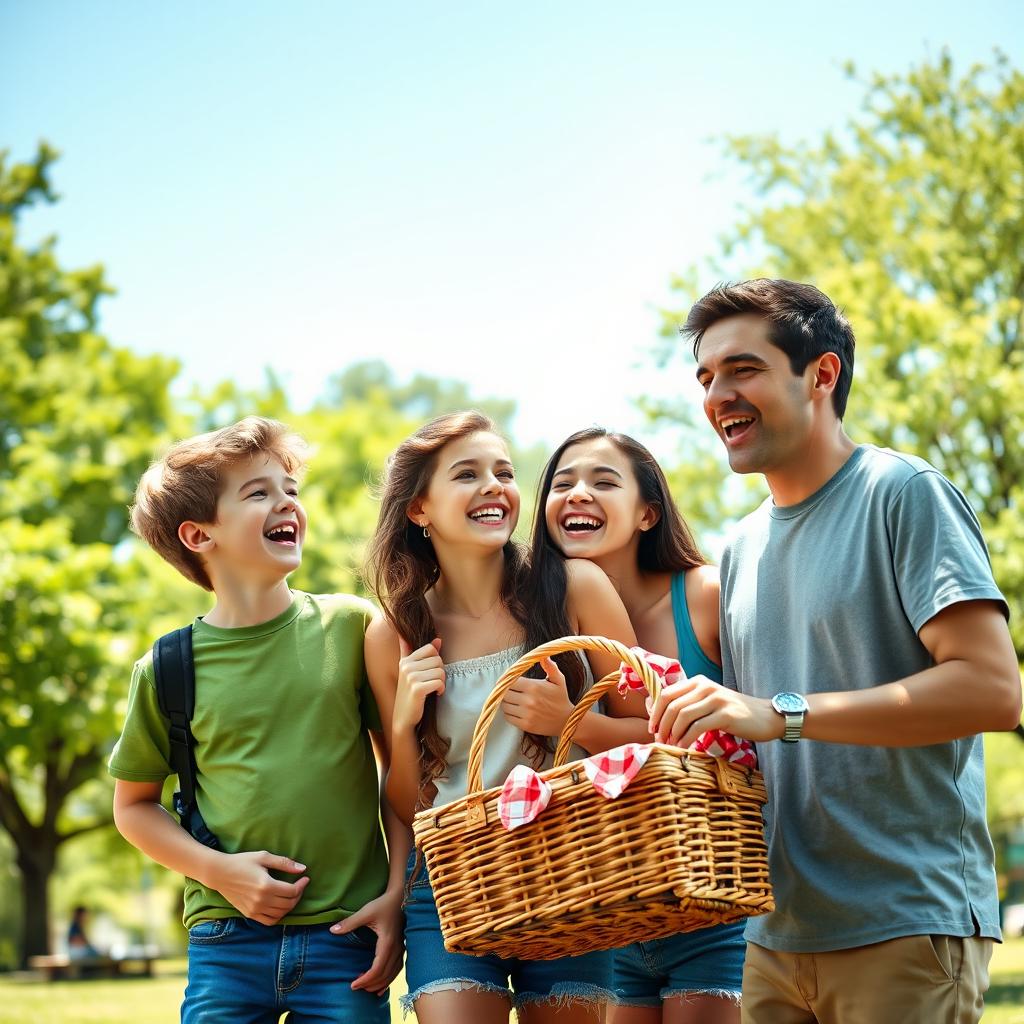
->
<box><xmin>469</xmin><ymin>505</ymin><xmax>508</xmax><ymax>524</ymax></box>
<box><xmin>721</xmin><ymin>416</ymin><xmax>755</xmax><ymax>440</ymax></box>
<box><xmin>562</xmin><ymin>515</ymin><xmax>603</xmax><ymax>534</ymax></box>
<box><xmin>264</xmin><ymin>523</ymin><xmax>298</xmax><ymax>545</ymax></box>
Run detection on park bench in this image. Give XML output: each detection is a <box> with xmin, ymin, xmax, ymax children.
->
<box><xmin>27</xmin><ymin>952</ymin><xmax>156</xmax><ymax>981</ymax></box>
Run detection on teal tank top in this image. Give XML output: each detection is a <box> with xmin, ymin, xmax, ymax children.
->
<box><xmin>669</xmin><ymin>572</ymin><xmax>722</xmax><ymax>682</ymax></box>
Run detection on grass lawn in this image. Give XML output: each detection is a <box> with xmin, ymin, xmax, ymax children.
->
<box><xmin>0</xmin><ymin>939</ymin><xmax>1021</xmax><ymax>1022</ymax></box>
<box><xmin>0</xmin><ymin>960</ymin><xmax>408</xmax><ymax>1023</ymax></box>
<box><xmin>987</xmin><ymin>936</ymin><xmax>1024</xmax><ymax>1023</ymax></box>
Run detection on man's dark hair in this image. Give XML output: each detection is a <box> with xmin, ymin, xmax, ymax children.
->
<box><xmin>682</xmin><ymin>279</ymin><xmax>856</xmax><ymax>419</ymax></box>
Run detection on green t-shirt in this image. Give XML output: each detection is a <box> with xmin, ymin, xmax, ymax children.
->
<box><xmin>109</xmin><ymin>591</ymin><xmax>389</xmax><ymax>930</ymax></box>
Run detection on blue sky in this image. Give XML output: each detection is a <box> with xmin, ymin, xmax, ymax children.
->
<box><xmin>3</xmin><ymin>1</ymin><xmax>1021</xmax><ymax>453</ymax></box>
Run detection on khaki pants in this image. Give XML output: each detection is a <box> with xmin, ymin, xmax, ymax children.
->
<box><xmin>741</xmin><ymin>935</ymin><xmax>993</xmax><ymax>1024</ymax></box>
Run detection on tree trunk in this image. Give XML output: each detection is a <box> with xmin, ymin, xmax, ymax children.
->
<box><xmin>16</xmin><ymin>843</ymin><xmax>56</xmax><ymax>968</ymax></box>
<box><xmin>1</xmin><ymin>743</ymin><xmax>110</xmax><ymax>968</ymax></box>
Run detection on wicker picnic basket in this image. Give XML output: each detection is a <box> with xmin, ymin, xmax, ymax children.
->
<box><xmin>411</xmin><ymin>636</ymin><xmax>774</xmax><ymax>960</ymax></box>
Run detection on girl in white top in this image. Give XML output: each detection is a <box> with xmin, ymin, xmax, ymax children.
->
<box><xmin>364</xmin><ymin>411</ymin><xmax>646</xmax><ymax>1024</ymax></box>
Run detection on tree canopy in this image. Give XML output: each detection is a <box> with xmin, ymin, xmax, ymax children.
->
<box><xmin>0</xmin><ymin>145</ymin><xmax>180</xmax><ymax>963</ymax></box>
<box><xmin>655</xmin><ymin>52</ymin><xmax>1024</xmax><ymax>670</ymax></box>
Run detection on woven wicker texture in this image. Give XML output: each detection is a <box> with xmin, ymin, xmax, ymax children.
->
<box><xmin>412</xmin><ymin>636</ymin><xmax>774</xmax><ymax>960</ymax></box>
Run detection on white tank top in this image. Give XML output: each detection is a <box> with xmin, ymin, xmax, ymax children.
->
<box><xmin>432</xmin><ymin>645</ymin><xmax>593</xmax><ymax>808</ymax></box>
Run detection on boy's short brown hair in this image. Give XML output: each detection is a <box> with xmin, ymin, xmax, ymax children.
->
<box><xmin>130</xmin><ymin>416</ymin><xmax>308</xmax><ymax>591</ymax></box>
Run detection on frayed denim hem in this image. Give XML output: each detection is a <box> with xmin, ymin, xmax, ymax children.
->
<box><xmin>662</xmin><ymin>986</ymin><xmax>742</xmax><ymax>1005</ymax></box>
<box><xmin>399</xmin><ymin>978</ymin><xmax>512</xmax><ymax>1017</ymax></box>
<box><xmin>513</xmin><ymin>982</ymin><xmax>618</xmax><ymax>1010</ymax></box>
<box><xmin>615</xmin><ymin>986</ymin><xmax>742</xmax><ymax>1008</ymax></box>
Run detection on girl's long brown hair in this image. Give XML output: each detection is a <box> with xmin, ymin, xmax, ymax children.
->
<box><xmin>364</xmin><ymin>411</ymin><xmax>534</xmax><ymax>808</ymax></box>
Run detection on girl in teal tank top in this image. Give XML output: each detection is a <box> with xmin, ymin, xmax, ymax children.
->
<box><xmin>532</xmin><ymin>428</ymin><xmax>744</xmax><ymax>1024</ymax></box>
<box><xmin>670</xmin><ymin>572</ymin><xmax>725</xmax><ymax>684</ymax></box>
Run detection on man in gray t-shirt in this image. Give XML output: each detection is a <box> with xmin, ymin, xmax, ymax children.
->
<box><xmin>648</xmin><ymin>279</ymin><xmax>1022</xmax><ymax>1023</ymax></box>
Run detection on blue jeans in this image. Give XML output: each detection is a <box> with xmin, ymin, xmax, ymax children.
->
<box><xmin>403</xmin><ymin>853</ymin><xmax>615</xmax><ymax>1014</ymax></box>
<box><xmin>183</xmin><ymin>916</ymin><xmax>390</xmax><ymax>1023</ymax></box>
<box><xmin>613</xmin><ymin>921</ymin><xmax>746</xmax><ymax>1006</ymax></box>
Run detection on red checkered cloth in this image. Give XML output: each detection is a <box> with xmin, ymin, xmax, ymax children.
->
<box><xmin>691</xmin><ymin>730</ymin><xmax>757</xmax><ymax>768</ymax></box>
<box><xmin>617</xmin><ymin>648</ymin><xmax>679</xmax><ymax>697</ymax></box>
<box><xmin>618</xmin><ymin>647</ymin><xmax>758</xmax><ymax>770</ymax></box>
<box><xmin>498</xmin><ymin>764</ymin><xmax>552</xmax><ymax>830</ymax></box>
<box><xmin>582</xmin><ymin>742</ymin><xmax>653</xmax><ymax>799</ymax></box>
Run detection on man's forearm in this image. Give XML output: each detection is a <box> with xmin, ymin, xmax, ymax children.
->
<box><xmin>800</xmin><ymin>661</ymin><xmax>1022</xmax><ymax>746</ymax></box>
<box><xmin>654</xmin><ymin>656</ymin><xmax>1021</xmax><ymax>750</ymax></box>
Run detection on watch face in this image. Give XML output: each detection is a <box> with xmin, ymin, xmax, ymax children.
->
<box><xmin>773</xmin><ymin>692</ymin><xmax>808</xmax><ymax>713</ymax></box>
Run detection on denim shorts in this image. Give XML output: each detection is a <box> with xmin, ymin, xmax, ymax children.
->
<box><xmin>184</xmin><ymin>915</ymin><xmax>390</xmax><ymax>1023</ymax></box>
<box><xmin>613</xmin><ymin>920</ymin><xmax>746</xmax><ymax>1006</ymax></box>
<box><xmin>402</xmin><ymin>853</ymin><xmax>615</xmax><ymax>1014</ymax></box>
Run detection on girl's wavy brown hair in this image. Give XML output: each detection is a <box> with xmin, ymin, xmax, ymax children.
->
<box><xmin>364</xmin><ymin>411</ymin><xmax>537</xmax><ymax>809</ymax></box>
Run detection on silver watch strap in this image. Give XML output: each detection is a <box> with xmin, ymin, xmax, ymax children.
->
<box><xmin>782</xmin><ymin>712</ymin><xmax>804</xmax><ymax>743</ymax></box>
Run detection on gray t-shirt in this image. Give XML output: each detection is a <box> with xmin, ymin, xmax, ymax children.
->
<box><xmin>721</xmin><ymin>444</ymin><xmax>1008</xmax><ymax>953</ymax></box>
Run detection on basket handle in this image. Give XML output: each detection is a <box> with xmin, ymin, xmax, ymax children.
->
<box><xmin>466</xmin><ymin>636</ymin><xmax>660</xmax><ymax>794</ymax></box>
<box><xmin>552</xmin><ymin>669</ymin><xmax>628</xmax><ymax>766</ymax></box>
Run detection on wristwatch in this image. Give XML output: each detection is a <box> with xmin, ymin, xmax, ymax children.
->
<box><xmin>770</xmin><ymin>692</ymin><xmax>809</xmax><ymax>743</ymax></box>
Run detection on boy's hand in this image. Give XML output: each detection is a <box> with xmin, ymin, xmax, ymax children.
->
<box><xmin>330</xmin><ymin>890</ymin><xmax>404</xmax><ymax>994</ymax></box>
<box><xmin>502</xmin><ymin>656</ymin><xmax>574</xmax><ymax>736</ymax></box>
<box><xmin>208</xmin><ymin>850</ymin><xmax>310</xmax><ymax>925</ymax></box>
<box><xmin>393</xmin><ymin>638</ymin><xmax>445</xmax><ymax>734</ymax></box>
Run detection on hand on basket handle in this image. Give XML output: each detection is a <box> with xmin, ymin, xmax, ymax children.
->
<box><xmin>394</xmin><ymin>637</ymin><xmax>445</xmax><ymax>734</ymax></box>
<box><xmin>618</xmin><ymin>648</ymin><xmax>757</xmax><ymax>765</ymax></box>
<box><xmin>648</xmin><ymin>672</ymin><xmax>764</xmax><ymax>759</ymax></box>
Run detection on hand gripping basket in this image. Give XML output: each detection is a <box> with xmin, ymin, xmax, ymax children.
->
<box><xmin>411</xmin><ymin>636</ymin><xmax>774</xmax><ymax>960</ymax></box>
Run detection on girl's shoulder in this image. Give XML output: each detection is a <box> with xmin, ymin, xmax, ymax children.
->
<box><xmin>682</xmin><ymin>564</ymin><xmax>722</xmax><ymax>667</ymax></box>
<box><xmin>564</xmin><ymin>558</ymin><xmax>637</xmax><ymax>647</ymax></box>
<box><xmin>563</xmin><ymin>557</ymin><xmax>620</xmax><ymax>618</ymax></box>
<box><xmin>682</xmin><ymin>563</ymin><xmax>720</xmax><ymax>618</ymax></box>
<box><xmin>563</xmin><ymin>557</ymin><xmax>613</xmax><ymax>590</ymax></box>
<box><xmin>363</xmin><ymin>614</ymin><xmax>401</xmax><ymax>670</ymax></box>
<box><xmin>686</xmin><ymin>562</ymin><xmax>720</xmax><ymax>592</ymax></box>
<box><xmin>364</xmin><ymin>611</ymin><xmax>397</xmax><ymax>641</ymax></box>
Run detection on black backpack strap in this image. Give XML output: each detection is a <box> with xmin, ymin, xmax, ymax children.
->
<box><xmin>152</xmin><ymin>626</ymin><xmax>219</xmax><ymax>850</ymax></box>
<box><xmin>153</xmin><ymin>626</ymin><xmax>198</xmax><ymax>809</ymax></box>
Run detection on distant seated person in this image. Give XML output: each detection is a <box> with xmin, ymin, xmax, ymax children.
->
<box><xmin>67</xmin><ymin>905</ymin><xmax>101</xmax><ymax>960</ymax></box>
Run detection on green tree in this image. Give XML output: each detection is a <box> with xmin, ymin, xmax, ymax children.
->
<box><xmin>325</xmin><ymin>360</ymin><xmax>518</xmax><ymax>434</ymax></box>
<box><xmin>654</xmin><ymin>51</ymin><xmax>1024</xmax><ymax>704</ymax></box>
<box><xmin>0</xmin><ymin>145</ymin><xmax>179</xmax><ymax>964</ymax></box>
<box><xmin>293</xmin><ymin>391</ymin><xmax>419</xmax><ymax>596</ymax></box>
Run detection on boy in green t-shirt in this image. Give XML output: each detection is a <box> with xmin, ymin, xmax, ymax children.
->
<box><xmin>109</xmin><ymin>416</ymin><xmax>407</xmax><ymax>1023</ymax></box>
